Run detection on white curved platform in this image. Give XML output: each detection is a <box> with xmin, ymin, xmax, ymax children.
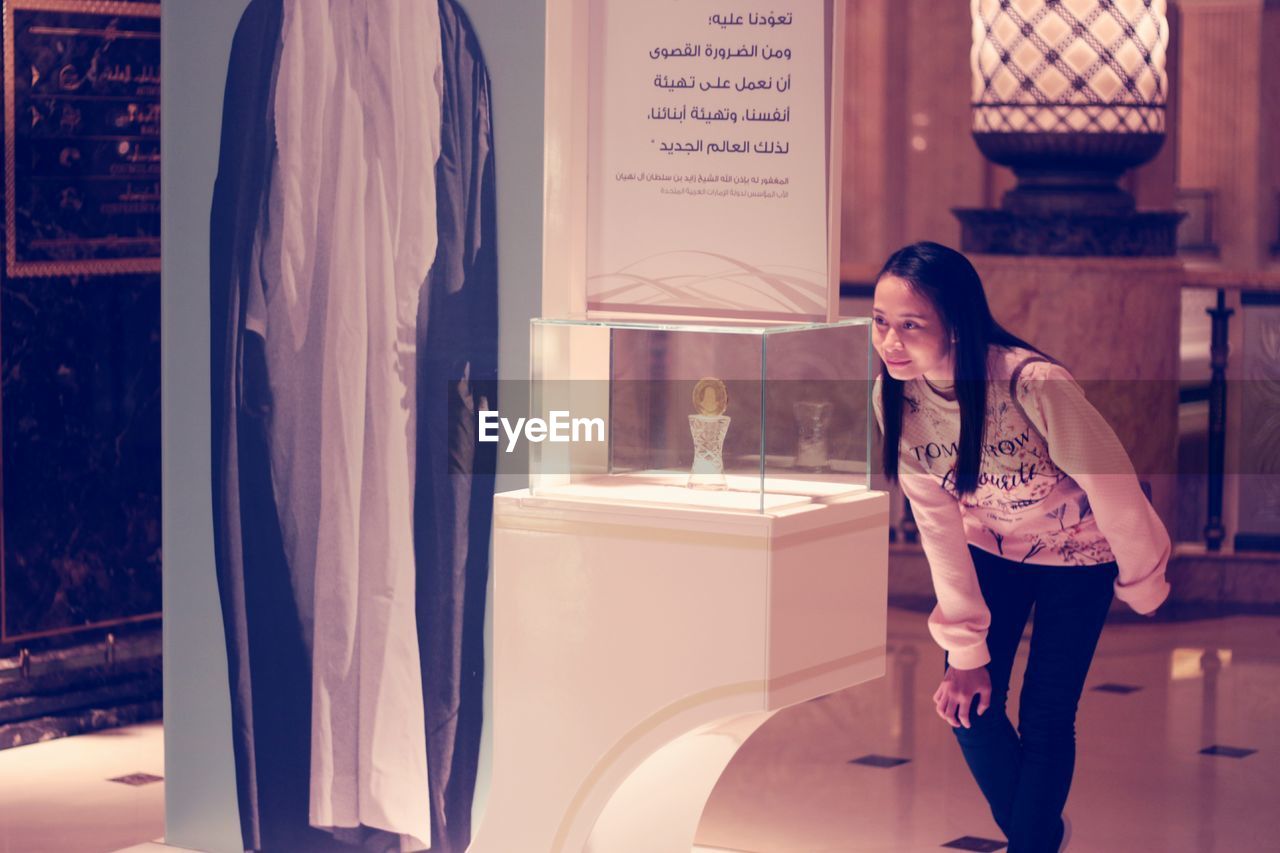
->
<box><xmin>469</xmin><ymin>488</ymin><xmax>889</xmax><ymax>853</ymax></box>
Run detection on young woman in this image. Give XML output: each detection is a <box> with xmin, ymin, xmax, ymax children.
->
<box><xmin>870</xmin><ymin>242</ymin><xmax>1171</xmax><ymax>853</ymax></box>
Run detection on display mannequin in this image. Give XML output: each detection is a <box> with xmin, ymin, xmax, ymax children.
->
<box><xmin>210</xmin><ymin>1</ymin><xmax>497</xmax><ymax>850</ymax></box>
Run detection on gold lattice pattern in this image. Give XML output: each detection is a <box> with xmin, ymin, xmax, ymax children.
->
<box><xmin>970</xmin><ymin>0</ymin><xmax>1168</xmax><ymax>133</ymax></box>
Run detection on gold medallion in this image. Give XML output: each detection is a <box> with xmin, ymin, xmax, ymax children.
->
<box><xmin>692</xmin><ymin>377</ymin><xmax>728</xmax><ymax>416</ymax></box>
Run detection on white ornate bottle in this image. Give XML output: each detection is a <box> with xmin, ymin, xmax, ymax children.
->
<box><xmin>793</xmin><ymin>400</ymin><xmax>833</xmax><ymax>472</ymax></box>
<box><xmin>688</xmin><ymin>377</ymin><xmax>729</xmax><ymax>490</ymax></box>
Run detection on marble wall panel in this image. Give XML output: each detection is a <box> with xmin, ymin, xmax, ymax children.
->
<box><xmin>1175</xmin><ymin>0</ymin><xmax>1270</xmax><ymax>267</ymax></box>
<box><xmin>1235</xmin><ymin>295</ymin><xmax>1280</xmax><ymax>548</ymax></box>
<box><xmin>1</xmin><ymin>274</ymin><xmax>161</xmax><ymax>641</ymax></box>
<box><xmin>973</xmin><ymin>255</ymin><xmax>1184</xmax><ymax>528</ymax></box>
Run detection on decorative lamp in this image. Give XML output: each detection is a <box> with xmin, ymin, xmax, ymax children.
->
<box><xmin>965</xmin><ymin>0</ymin><xmax>1174</xmax><ymax>227</ymax></box>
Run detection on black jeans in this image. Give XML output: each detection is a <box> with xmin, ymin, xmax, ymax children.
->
<box><xmin>945</xmin><ymin>545</ymin><xmax>1117</xmax><ymax>853</ymax></box>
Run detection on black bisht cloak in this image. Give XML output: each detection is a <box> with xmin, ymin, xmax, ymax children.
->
<box><xmin>209</xmin><ymin>1</ymin><xmax>498</xmax><ymax>849</ymax></box>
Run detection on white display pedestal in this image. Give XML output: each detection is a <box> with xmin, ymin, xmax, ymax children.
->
<box><xmin>469</xmin><ymin>487</ymin><xmax>889</xmax><ymax>853</ymax></box>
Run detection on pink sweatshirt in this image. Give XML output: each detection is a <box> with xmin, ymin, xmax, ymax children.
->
<box><xmin>873</xmin><ymin>345</ymin><xmax>1172</xmax><ymax>670</ymax></box>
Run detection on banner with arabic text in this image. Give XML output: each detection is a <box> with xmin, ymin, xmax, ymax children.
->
<box><xmin>585</xmin><ymin>1</ymin><xmax>832</xmax><ymax>320</ymax></box>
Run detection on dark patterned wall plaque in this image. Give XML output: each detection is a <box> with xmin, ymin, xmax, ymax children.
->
<box><xmin>3</xmin><ymin>0</ymin><xmax>160</xmax><ymax>278</ymax></box>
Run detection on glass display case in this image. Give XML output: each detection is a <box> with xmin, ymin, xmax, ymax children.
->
<box><xmin>527</xmin><ymin>317</ymin><xmax>873</xmax><ymax>513</ymax></box>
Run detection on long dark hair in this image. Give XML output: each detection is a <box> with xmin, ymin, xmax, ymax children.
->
<box><xmin>877</xmin><ymin>242</ymin><xmax>1052</xmax><ymax>498</ymax></box>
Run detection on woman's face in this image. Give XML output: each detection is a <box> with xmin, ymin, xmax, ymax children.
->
<box><xmin>871</xmin><ymin>275</ymin><xmax>953</xmax><ymax>382</ymax></box>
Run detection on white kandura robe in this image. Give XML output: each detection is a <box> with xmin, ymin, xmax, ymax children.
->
<box><xmin>245</xmin><ymin>2</ymin><xmax>444</xmax><ymax>848</ymax></box>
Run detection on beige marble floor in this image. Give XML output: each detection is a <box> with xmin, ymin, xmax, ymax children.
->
<box><xmin>697</xmin><ymin>609</ymin><xmax>1280</xmax><ymax>852</ymax></box>
<box><xmin>0</xmin><ymin>720</ymin><xmax>163</xmax><ymax>853</ymax></box>
<box><xmin>3</xmin><ymin>608</ymin><xmax>1278</xmax><ymax>853</ymax></box>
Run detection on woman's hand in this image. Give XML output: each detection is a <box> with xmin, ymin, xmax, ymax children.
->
<box><xmin>933</xmin><ymin>665</ymin><xmax>991</xmax><ymax>729</ymax></box>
